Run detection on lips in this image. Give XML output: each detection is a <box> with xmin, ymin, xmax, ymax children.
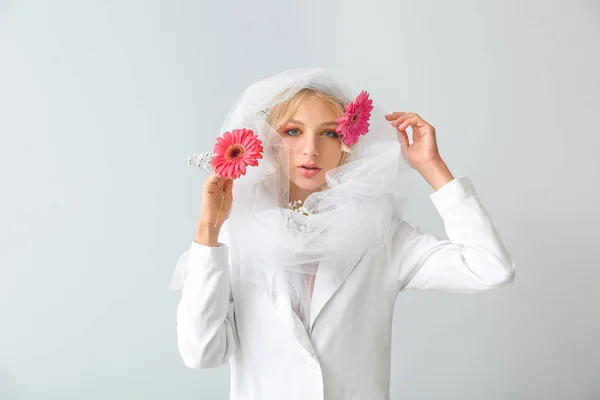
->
<box><xmin>297</xmin><ymin>163</ymin><xmax>322</xmax><ymax>178</ymax></box>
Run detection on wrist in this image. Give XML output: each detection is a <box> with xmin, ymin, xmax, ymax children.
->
<box><xmin>195</xmin><ymin>224</ymin><xmax>221</xmax><ymax>247</ymax></box>
<box><xmin>416</xmin><ymin>159</ymin><xmax>454</xmax><ymax>191</ymax></box>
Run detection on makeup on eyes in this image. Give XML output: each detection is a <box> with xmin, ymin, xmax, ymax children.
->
<box><xmin>283</xmin><ymin>126</ymin><xmax>339</xmax><ymax>138</ymax></box>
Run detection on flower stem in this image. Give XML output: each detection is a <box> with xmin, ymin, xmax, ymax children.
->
<box><xmin>214</xmin><ymin>196</ymin><xmax>225</xmax><ymax>228</ymax></box>
<box><xmin>213</xmin><ymin>190</ymin><xmax>230</xmax><ymax>228</ymax></box>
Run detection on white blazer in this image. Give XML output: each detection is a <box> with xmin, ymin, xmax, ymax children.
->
<box><xmin>175</xmin><ymin>176</ymin><xmax>515</xmax><ymax>400</ymax></box>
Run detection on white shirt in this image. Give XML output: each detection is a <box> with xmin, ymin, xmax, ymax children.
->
<box><xmin>175</xmin><ymin>176</ymin><xmax>515</xmax><ymax>399</ymax></box>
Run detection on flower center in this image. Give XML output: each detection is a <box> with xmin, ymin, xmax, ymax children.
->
<box><xmin>225</xmin><ymin>144</ymin><xmax>245</xmax><ymax>162</ymax></box>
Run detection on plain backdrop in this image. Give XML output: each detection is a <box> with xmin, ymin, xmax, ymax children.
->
<box><xmin>1</xmin><ymin>0</ymin><xmax>599</xmax><ymax>399</ymax></box>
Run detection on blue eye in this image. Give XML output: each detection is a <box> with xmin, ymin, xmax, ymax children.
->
<box><xmin>322</xmin><ymin>130</ymin><xmax>339</xmax><ymax>138</ymax></box>
<box><xmin>284</xmin><ymin>128</ymin><xmax>301</xmax><ymax>137</ymax></box>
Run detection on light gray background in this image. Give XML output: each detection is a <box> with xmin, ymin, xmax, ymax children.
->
<box><xmin>1</xmin><ymin>0</ymin><xmax>599</xmax><ymax>399</ymax></box>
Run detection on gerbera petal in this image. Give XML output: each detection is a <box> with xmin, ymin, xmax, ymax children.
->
<box><xmin>210</xmin><ymin>127</ymin><xmax>263</xmax><ymax>179</ymax></box>
<box><xmin>217</xmin><ymin>136</ymin><xmax>231</xmax><ymax>154</ymax></box>
<box><xmin>239</xmin><ymin>162</ymin><xmax>247</xmax><ymax>176</ymax></box>
<box><xmin>233</xmin><ymin>129</ymin><xmax>243</xmax><ymax>144</ymax></box>
<box><xmin>335</xmin><ymin>90</ymin><xmax>373</xmax><ymax>146</ymax></box>
<box><xmin>210</xmin><ymin>155</ymin><xmax>225</xmax><ymax>168</ymax></box>
<box><xmin>221</xmin><ymin>132</ymin><xmax>232</xmax><ymax>146</ymax></box>
<box><xmin>213</xmin><ymin>164</ymin><xmax>224</xmax><ymax>176</ymax></box>
<box><xmin>241</xmin><ymin>132</ymin><xmax>254</xmax><ymax>147</ymax></box>
<box><xmin>225</xmin><ymin>163</ymin><xmax>233</xmax><ymax>178</ymax></box>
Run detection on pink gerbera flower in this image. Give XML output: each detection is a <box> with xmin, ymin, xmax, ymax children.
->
<box><xmin>335</xmin><ymin>90</ymin><xmax>374</xmax><ymax>146</ymax></box>
<box><xmin>210</xmin><ymin>128</ymin><xmax>263</xmax><ymax>179</ymax></box>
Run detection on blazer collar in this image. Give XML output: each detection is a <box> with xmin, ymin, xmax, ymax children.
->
<box><xmin>268</xmin><ymin>256</ymin><xmax>363</xmax><ymax>357</ymax></box>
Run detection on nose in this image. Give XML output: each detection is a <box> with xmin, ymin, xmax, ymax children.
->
<box><xmin>301</xmin><ymin>132</ymin><xmax>319</xmax><ymax>158</ymax></box>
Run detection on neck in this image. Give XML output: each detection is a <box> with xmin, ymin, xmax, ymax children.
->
<box><xmin>288</xmin><ymin>182</ymin><xmax>318</xmax><ymax>204</ymax></box>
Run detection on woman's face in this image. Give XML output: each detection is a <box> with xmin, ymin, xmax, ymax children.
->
<box><xmin>280</xmin><ymin>95</ymin><xmax>345</xmax><ymax>201</ymax></box>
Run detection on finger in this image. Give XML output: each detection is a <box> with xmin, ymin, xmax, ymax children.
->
<box><xmin>385</xmin><ymin>111</ymin><xmax>410</xmax><ymax>120</ymax></box>
<box><xmin>390</xmin><ymin>112</ymin><xmax>417</xmax><ymax>127</ymax></box>
<box><xmin>205</xmin><ymin>173</ymin><xmax>230</xmax><ymax>194</ymax></box>
<box><xmin>220</xmin><ymin>178</ymin><xmax>233</xmax><ymax>196</ymax></box>
<box><xmin>207</xmin><ymin>172</ymin><xmax>224</xmax><ymax>183</ymax></box>
<box><xmin>397</xmin><ymin>129</ymin><xmax>410</xmax><ymax>165</ymax></box>
<box><xmin>204</xmin><ymin>173</ymin><xmax>218</xmax><ymax>189</ymax></box>
<box><xmin>396</xmin><ymin>116</ymin><xmax>419</xmax><ymax>130</ymax></box>
<box><xmin>397</xmin><ymin>128</ymin><xmax>410</xmax><ymax>148</ymax></box>
<box><xmin>213</xmin><ymin>174</ymin><xmax>234</xmax><ymax>196</ymax></box>
<box><xmin>397</xmin><ymin>115</ymin><xmax>428</xmax><ymax>131</ymax></box>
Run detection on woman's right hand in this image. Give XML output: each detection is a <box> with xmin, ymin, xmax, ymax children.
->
<box><xmin>195</xmin><ymin>173</ymin><xmax>233</xmax><ymax>247</ymax></box>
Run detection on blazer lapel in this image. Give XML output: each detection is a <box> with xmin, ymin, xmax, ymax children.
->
<box><xmin>309</xmin><ymin>256</ymin><xmax>362</xmax><ymax>333</ymax></box>
<box><xmin>269</xmin><ymin>271</ymin><xmax>317</xmax><ymax>359</ymax></box>
<box><xmin>267</xmin><ymin>253</ymin><xmax>365</xmax><ymax>355</ymax></box>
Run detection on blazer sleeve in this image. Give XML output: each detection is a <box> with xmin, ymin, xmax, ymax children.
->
<box><xmin>175</xmin><ymin>224</ymin><xmax>238</xmax><ymax>369</ymax></box>
<box><xmin>394</xmin><ymin>176</ymin><xmax>516</xmax><ymax>293</ymax></box>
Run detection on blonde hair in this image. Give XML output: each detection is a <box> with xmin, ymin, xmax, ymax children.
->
<box><xmin>265</xmin><ymin>88</ymin><xmax>352</xmax><ymax>156</ymax></box>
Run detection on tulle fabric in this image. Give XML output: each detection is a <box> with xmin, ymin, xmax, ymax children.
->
<box><xmin>170</xmin><ymin>68</ymin><xmax>414</xmax><ymax>331</ymax></box>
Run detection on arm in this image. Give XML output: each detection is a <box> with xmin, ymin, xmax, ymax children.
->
<box><xmin>394</xmin><ymin>176</ymin><xmax>516</xmax><ymax>293</ymax></box>
<box><xmin>385</xmin><ymin>112</ymin><xmax>515</xmax><ymax>292</ymax></box>
<box><xmin>176</xmin><ymin>224</ymin><xmax>238</xmax><ymax>369</ymax></box>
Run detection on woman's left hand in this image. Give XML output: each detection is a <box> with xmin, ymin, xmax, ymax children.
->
<box><xmin>385</xmin><ymin>112</ymin><xmax>455</xmax><ymax>191</ymax></box>
<box><xmin>385</xmin><ymin>112</ymin><xmax>442</xmax><ymax>170</ymax></box>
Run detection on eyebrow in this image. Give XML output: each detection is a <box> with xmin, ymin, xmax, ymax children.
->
<box><xmin>287</xmin><ymin>119</ymin><xmax>338</xmax><ymax>128</ymax></box>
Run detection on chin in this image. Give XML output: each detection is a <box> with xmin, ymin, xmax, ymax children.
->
<box><xmin>290</xmin><ymin>176</ymin><xmax>326</xmax><ymax>192</ymax></box>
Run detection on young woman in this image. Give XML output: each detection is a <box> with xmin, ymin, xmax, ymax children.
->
<box><xmin>170</xmin><ymin>68</ymin><xmax>515</xmax><ymax>400</ymax></box>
